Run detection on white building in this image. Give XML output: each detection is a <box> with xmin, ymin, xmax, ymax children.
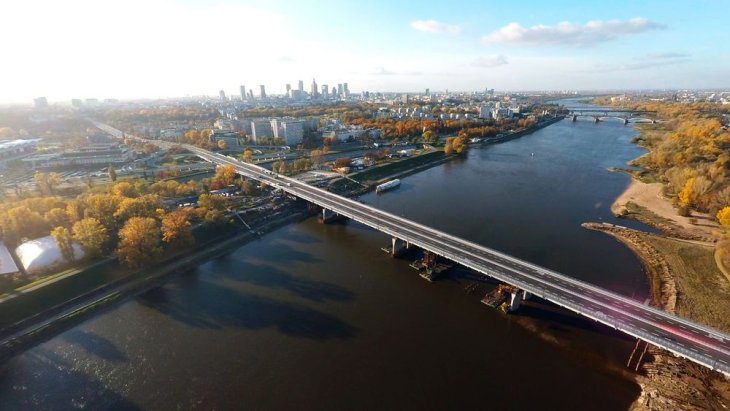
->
<box><xmin>15</xmin><ymin>236</ymin><xmax>85</xmax><ymax>274</ymax></box>
<box><xmin>22</xmin><ymin>142</ymin><xmax>133</xmax><ymax>168</ymax></box>
<box><xmin>250</xmin><ymin>120</ymin><xmax>273</xmax><ymax>142</ymax></box>
<box><xmin>280</xmin><ymin>120</ymin><xmax>304</xmax><ymax>146</ymax></box>
<box><xmin>0</xmin><ymin>241</ymin><xmax>20</xmax><ymax>277</ymax></box>
<box><xmin>478</xmin><ymin>106</ymin><xmax>492</xmax><ymax>119</ymax></box>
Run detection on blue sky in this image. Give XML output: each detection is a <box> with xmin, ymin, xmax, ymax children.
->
<box><xmin>1</xmin><ymin>0</ymin><xmax>728</xmax><ymax>102</ymax></box>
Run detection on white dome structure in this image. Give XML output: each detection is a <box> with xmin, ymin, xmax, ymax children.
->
<box><xmin>0</xmin><ymin>241</ymin><xmax>20</xmax><ymax>276</ymax></box>
<box><xmin>15</xmin><ymin>236</ymin><xmax>85</xmax><ymax>274</ymax></box>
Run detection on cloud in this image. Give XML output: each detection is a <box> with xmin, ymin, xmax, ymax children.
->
<box><xmin>646</xmin><ymin>52</ymin><xmax>690</xmax><ymax>60</ymax></box>
<box><xmin>481</xmin><ymin>18</ymin><xmax>665</xmax><ymax>47</ymax></box>
<box><xmin>371</xmin><ymin>67</ymin><xmax>396</xmax><ymax>75</ymax></box>
<box><xmin>592</xmin><ymin>52</ymin><xmax>690</xmax><ymax>71</ymax></box>
<box><xmin>411</xmin><ymin>19</ymin><xmax>462</xmax><ymax>34</ymax></box>
<box><xmin>472</xmin><ymin>55</ymin><xmax>508</xmax><ymax>67</ymax></box>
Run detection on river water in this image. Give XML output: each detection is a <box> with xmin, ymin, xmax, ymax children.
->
<box><xmin>0</xmin><ymin>101</ymin><xmax>654</xmax><ymax>410</ymax></box>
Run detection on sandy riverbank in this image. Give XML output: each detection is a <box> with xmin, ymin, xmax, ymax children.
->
<box><xmin>612</xmin><ymin>177</ymin><xmax>720</xmax><ymax>242</ymax></box>
<box><xmin>588</xmin><ymin>171</ymin><xmax>730</xmax><ymax>409</ymax></box>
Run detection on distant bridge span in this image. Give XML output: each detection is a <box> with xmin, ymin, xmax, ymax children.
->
<box><xmin>567</xmin><ymin>108</ymin><xmax>658</xmax><ymax>124</ymax></box>
<box><xmin>93</xmin><ymin>120</ymin><xmax>730</xmax><ymax>376</ymax></box>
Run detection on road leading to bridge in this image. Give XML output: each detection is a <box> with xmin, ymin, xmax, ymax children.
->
<box><xmin>92</xmin><ymin>121</ymin><xmax>730</xmax><ymax>376</ymax></box>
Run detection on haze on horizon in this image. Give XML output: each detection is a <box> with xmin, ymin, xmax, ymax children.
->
<box><xmin>1</xmin><ymin>0</ymin><xmax>728</xmax><ymax>104</ymax></box>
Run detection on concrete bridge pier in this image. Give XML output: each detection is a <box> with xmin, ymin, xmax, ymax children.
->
<box><xmin>594</xmin><ymin>116</ymin><xmax>600</xmax><ymax>123</ymax></box>
<box><xmin>623</xmin><ymin>118</ymin><xmax>629</xmax><ymax>125</ymax></box>
<box><xmin>572</xmin><ymin>115</ymin><xmax>578</xmax><ymax>122</ymax></box>
<box><xmin>522</xmin><ymin>290</ymin><xmax>532</xmax><ymax>300</ymax></box>
<box><xmin>391</xmin><ymin>237</ymin><xmax>411</xmax><ymax>257</ymax></box>
<box><xmin>320</xmin><ymin>208</ymin><xmax>344</xmax><ymax>223</ymax></box>
<box><xmin>508</xmin><ymin>291</ymin><xmax>523</xmax><ymax>312</ymax></box>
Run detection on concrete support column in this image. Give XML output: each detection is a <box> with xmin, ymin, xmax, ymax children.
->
<box><xmin>623</xmin><ymin>118</ymin><xmax>629</xmax><ymax>125</ymax></box>
<box><xmin>522</xmin><ymin>290</ymin><xmax>531</xmax><ymax>300</ymax></box>
<box><xmin>391</xmin><ymin>237</ymin><xmax>410</xmax><ymax>257</ymax></box>
<box><xmin>320</xmin><ymin>208</ymin><xmax>337</xmax><ymax>223</ymax></box>
<box><xmin>572</xmin><ymin>115</ymin><xmax>577</xmax><ymax>122</ymax></box>
<box><xmin>508</xmin><ymin>291</ymin><xmax>523</xmax><ymax>312</ymax></box>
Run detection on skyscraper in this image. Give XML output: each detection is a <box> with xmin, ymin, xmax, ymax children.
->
<box><xmin>33</xmin><ymin>97</ymin><xmax>48</xmax><ymax>108</ymax></box>
<box><xmin>331</xmin><ymin>86</ymin><xmax>337</xmax><ymax>97</ymax></box>
<box><xmin>259</xmin><ymin>85</ymin><xmax>266</xmax><ymax>99</ymax></box>
<box><xmin>219</xmin><ymin>90</ymin><xmax>226</xmax><ymax>101</ymax></box>
<box><xmin>286</xmin><ymin>83</ymin><xmax>291</xmax><ymax>97</ymax></box>
<box><xmin>337</xmin><ymin>83</ymin><xmax>343</xmax><ymax>97</ymax></box>
<box><xmin>321</xmin><ymin>84</ymin><xmax>328</xmax><ymax>99</ymax></box>
<box><xmin>240</xmin><ymin>85</ymin><xmax>246</xmax><ymax>100</ymax></box>
<box><xmin>310</xmin><ymin>78</ymin><xmax>318</xmax><ymax>98</ymax></box>
<box><xmin>298</xmin><ymin>80</ymin><xmax>304</xmax><ymax>92</ymax></box>
<box><xmin>343</xmin><ymin>83</ymin><xmax>349</xmax><ymax>98</ymax></box>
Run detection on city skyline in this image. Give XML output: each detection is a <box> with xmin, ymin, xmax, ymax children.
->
<box><xmin>1</xmin><ymin>0</ymin><xmax>729</xmax><ymax>103</ymax></box>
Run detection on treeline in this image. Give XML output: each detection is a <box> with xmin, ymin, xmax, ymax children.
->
<box><xmin>239</xmin><ymin>103</ymin><xmax>376</xmax><ymax>121</ymax></box>
<box><xmin>102</xmin><ymin>106</ymin><xmax>219</xmax><ymax>130</ymax></box>
<box><xmin>0</xmin><ymin>166</ymin><xmax>255</xmax><ymax>272</ymax></box>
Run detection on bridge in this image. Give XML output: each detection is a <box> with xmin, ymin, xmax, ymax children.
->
<box><xmin>567</xmin><ymin>108</ymin><xmax>657</xmax><ymax>124</ymax></box>
<box><xmin>92</xmin><ymin>121</ymin><xmax>730</xmax><ymax>376</ymax></box>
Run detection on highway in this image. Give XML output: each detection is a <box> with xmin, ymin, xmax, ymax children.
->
<box><xmin>92</xmin><ymin>121</ymin><xmax>730</xmax><ymax>375</ymax></box>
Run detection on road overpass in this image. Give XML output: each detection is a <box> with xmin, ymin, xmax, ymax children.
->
<box><xmin>92</xmin><ymin>121</ymin><xmax>730</xmax><ymax>376</ymax></box>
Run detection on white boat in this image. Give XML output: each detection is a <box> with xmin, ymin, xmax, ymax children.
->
<box><xmin>376</xmin><ymin>179</ymin><xmax>401</xmax><ymax>193</ymax></box>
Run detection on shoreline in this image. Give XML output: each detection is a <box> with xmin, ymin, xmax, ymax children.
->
<box><xmin>584</xmin><ymin>115</ymin><xmax>730</xmax><ymax>409</ymax></box>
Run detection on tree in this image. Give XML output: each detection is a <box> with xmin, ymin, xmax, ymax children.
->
<box><xmin>51</xmin><ymin>226</ymin><xmax>75</xmax><ymax>262</ymax></box>
<box><xmin>678</xmin><ymin>177</ymin><xmax>695</xmax><ymax>207</ymax></box>
<box><xmin>143</xmin><ymin>143</ymin><xmax>157</xmax><ymax>155</ymax></box>
<box><xmin>213</xmin><ymin>165</ymin><xmax>237</xmax><ymax>186</ymax></box>
<box><xmin>217</xmin><ymin>139</ymin><xmax>227</xmax><ymax>150</ymax></box>
<box><xmin>271</xmin><ymin>160</ymin><xmax>287</xmax><ymax>175</ymax></box>
<box><xmin>108</xmin><ymin>164</ymin><xmax>117</xmax><ymax>182</ymax></box>
<box><xmin>161</xmin><ymin>209</ymin><xmax>194</xmax><ymax>248</ymax></box>
<box><xmin>444</xmin><ymin>137</ymin><xmax>454</xmax><ymax>156</ymax></box>
<box><xmin>117</xmin><ymin>217</ymin><xmax>162</xmax><ymax>268</ymax></box>
<box><xmin>33</xmin><ymin>172</ymin><xmax>61</xmax><ymax>195</ymax></box>
<box><xmin>718</xmin><ymin>207</ymin><xmax>730</xmax><ymax>230</ymax></box>
<box><xmin>45</xmin><ymin>207</ymin><xmax>70</xmax><ymax>228</ymax></box>
<box><xmin>83</xmin><ymin>194</ymin><xmax>123</xmax><ymax>230</ymax></box>
<box><xmin>310</xmin><ymin>149</ymin><xmax>324</xmax><ymax>166</ymax></box>
<box><xmin>422</xmin><ymin>130</ymin><xmax>437</xmax><ymax>143</ymax></box>
<box><xmin>72</xmin><ymin>217</ymin><xmax>108</xmax><ymax>258</ymax></box>
<box><xmin>334</xmin><ymin>157</ymin><xmax>352</xmax><ymax>168</ymax></box>
<box><xmin>243</xmin><ymin>149</ymin><xmax>253</xmax><ymax>163</ymax></box>
<box><xmin>113</xmin><ymin>195</ymin><xmax>162</xmax><ymax>221</ymax></box>
<box><xmin>110</xmin><ymin>181</ymin><xmax>138</xmax><ymax>198</ymax></box>
<box><xmin>240</xmin><ymin>180</ymin><xmax>258</xmax><ymax>196</ymax></box>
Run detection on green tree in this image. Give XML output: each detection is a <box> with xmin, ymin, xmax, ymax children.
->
<box><xmin>108</xmin><ymin>164</ymin><xmax>117</xmax><ymax>182</ymax></box>
<box><xmin>71</xmin><ymin>217</ymin><xmax>108</xmax><ymax>258</ymax></box>
<box><xmin>50</xmin><ymin>226</ymin><xmax>75</xmax><ymax>262</ymax></box>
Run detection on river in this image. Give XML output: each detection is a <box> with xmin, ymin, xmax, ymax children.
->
<box><xmin>0</xmin><ymin>100</ymin><xmax>653</xmax><ymax>410</ymax></box>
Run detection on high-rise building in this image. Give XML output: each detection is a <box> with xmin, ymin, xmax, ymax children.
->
<box><xmin>34</xmin><ymin>97</ymin><xmax>48</xmax><ymax>108</ymax></box>
<box><xmin>425</xmin><ymin>88</ymin><xmax>430</xmax><ymax>96</ymax></box>
<box><xmin>310</xmin><ymin>78</ymin><xmax>318</xmax><ymax>98</ymax></box>
<box><xmin>219</xmin><ymin>90</ymin><xmax>226</xmax><ymax>101</ymax></box>
<box><xmin>343</xmin><ymin>83</ymin><xmax>350</xmax><ymax>98</ymax></box>
<box><xmin>240</xmin><ymin>85</ymin><xmax>246</xmax><ymax>100</ymax></box>
<box><xmin>259</xmin><ymin>85</ymin><xmax>266</xmax><ymax>99</ymax></box>
<box><xmin>250</xmin><ymin>120</ymin><xmax>273</xmax><ymax>142</ymax></box>
<box><xmin>331</xmin><ymin>86</ymin><xmax>337</xmax><ymax>97</ymax></box>
<box><xmin>71</xmin><ymin>99</ymin><xmax>83</xmax><ymax>108</ymax></box>
<box><xmin>248</xmin><ymin>90</ymin><xmax>254</xmax><ymax>99</ymax></box>
<box><xmin>321</xmin><ymin>84</ymin><xmax>329</xmax><ymax>99</ymax></box>
<box><xmin>298</xmin><ymin>80</ymin><xmax>304</xmax><ymax>92</ymax></box>
<box><xmin>337</xmin><ymin>84</ymin><xmax>344</xmax><ymax>97</ymax></box>
<box><xmin>280</xmin><ymin>120</ymin><xmax>304</xmax><ymax>146</ymax></box>
<box><xmin>285</xmin><ymin>83</ymin><xmax>291</xmax><ymax>97</ymax></box>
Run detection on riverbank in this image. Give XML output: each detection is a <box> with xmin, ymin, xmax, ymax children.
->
<box><xmin>584</xmin><ymin>112</ymin><xmax>730</xmax><ymax>408</ymax></box>
<box><xmin>0</xmin><ymin>205</ymin><xmax>310</xmax><ymax>362</ymax></box>
<box><xmin>583</xmin><ymin>222</ymin><xmax>730</xmax><ymax>409</ymax></box>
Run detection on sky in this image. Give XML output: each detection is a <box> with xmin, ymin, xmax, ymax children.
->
<box><xmin>1</xmin><ymin>0</ymin><xmax>729</xmax><ymax>103</ymax></box>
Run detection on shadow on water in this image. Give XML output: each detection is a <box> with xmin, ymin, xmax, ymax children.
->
<box><xmin>137</xmin><ymin>282</ymin><xmax>357</xmax><ymax>340</ymax></box>
<box><xmin>249</xmin><ymin>240</ymin><xmax>324</xmax><ymax>265</ymax></box>
<box><xmin>61</xmin><ymin>330</ymin><xmax>128</xmax><ymax>363</ymax></box>
<box><xmin>0</xmin><ymin>348</ymin><xmax>140</xmax><ymax>410</ymax></box>
<box><xmin>209</xmin><ymin>260</ymin><xmax>355</xmax><ymax>303</ymax></box>
<box><xmin>274</xmin><ymin>230</ymin><xmax>322</xmax><ymax>244</ymax></box>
